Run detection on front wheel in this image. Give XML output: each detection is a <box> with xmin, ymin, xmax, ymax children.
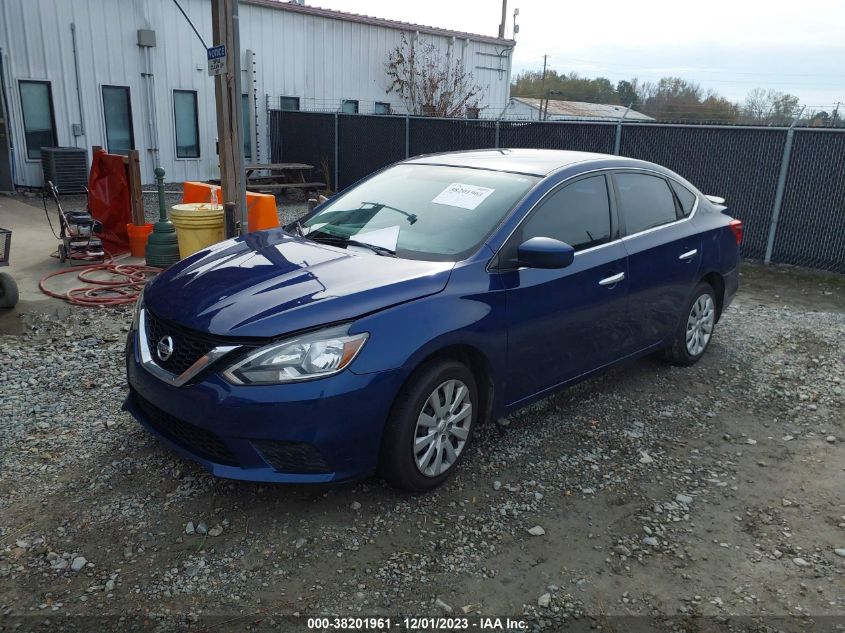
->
<box><xmin>662</xmin><ymin>282</ymin><xmax>717</xmax><ymax>366</ymax></box>
<box><xmin>379</xmin><ymin>359</ymin><xmax>477</xmax><ymax>492</ymax></box>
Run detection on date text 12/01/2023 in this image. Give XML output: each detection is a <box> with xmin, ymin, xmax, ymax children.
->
<box><xmin>306</xmin><ymin>616</ymin><xmax>528</xmax><ymax>630</ymax></box>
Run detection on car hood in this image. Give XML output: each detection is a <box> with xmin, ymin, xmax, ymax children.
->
<box><xmin>144</xmin><ymin>229</ymin><xmax>454</xmax><ymax>338</ymax></box>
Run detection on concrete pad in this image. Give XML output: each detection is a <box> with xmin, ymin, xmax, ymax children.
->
<box><xmin>0</xmin><ymin>194</ymin><xmax>146</xmax><ymax>330</ymax></box>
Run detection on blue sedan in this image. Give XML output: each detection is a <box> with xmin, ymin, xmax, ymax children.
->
<box><xmin>125</xmin><ymin>149</ymin><xmax>742</xmax><ymax>491</ymax></box>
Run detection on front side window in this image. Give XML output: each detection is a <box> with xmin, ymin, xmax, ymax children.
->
<box><xmin>502</xmin><ymin>175</ymin><xmax>612</xmax><ymax>266</ymax></box>
<box><xmin>102</xmin><ymin>85</ymin><xmax>134</xmax><ymax>154</ymax></box>
<box><xmin>299</xmin><ymin>164</ymin><xmax>538</xmax><ymax>261</ymax></box>
<box><xmin>19</xmin><ymin>80</ymin><xmax>57</xmax><ymax>159</ymax></box>
<box><xmin>615</xmin><ymin>173</ymin><xmax>678</xmax><ymax>235</ymax></box>
<box><xmin>669</xmin><ymin>179</ymin><xmax>697</xmax><ymax>217</ymax></box>
<box><xmin>341</xmin><ymin>100</ymin><xmax>359</xmax><ymax>114</ymax></box>
<box><xmin>174</xmin><ymin>90</ymin><xmax>200</xmax><ymax>158</ymax></box>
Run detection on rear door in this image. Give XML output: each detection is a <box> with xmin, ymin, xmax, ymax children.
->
<box><xmin>499</xmin><ymin>173</ymin><xmax>629</xmax><ymax>404</ymax></box>
<box><xmin>613</xmin><ymin>171</ymin><xmax>702</xmax><ymax>352</ymax></box>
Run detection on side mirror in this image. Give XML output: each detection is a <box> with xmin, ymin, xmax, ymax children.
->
<box><xmin>517</xmin><ymin>237</ymin><xmax>575</xmax><ymax>269</ymax></box>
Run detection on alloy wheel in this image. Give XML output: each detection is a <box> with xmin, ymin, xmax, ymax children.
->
<box><xmin>413</xmin><ymin>379</ymin><xmax>472</xmax><ymax>477</ymax></box>
<box><xmin>686</xmin><ymin>293</ymin><xmax>715</xmax><ymax>356</ymax></box>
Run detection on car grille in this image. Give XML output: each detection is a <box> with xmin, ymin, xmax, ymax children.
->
<box><xmin>145</xmin><ymin>310</ymin><xmax>218</xmax><ymax>376</ymax></box>
<box><xmin>144</xmin><ymin>310</ymin><xmax>256</xmax><ymax>377</ymax></box>
<box><xmin>133</xmin><ymin>390</ymin><xmax>238</xmax><ymax>466</ymax></box>
<box><xmin>252</xmin><ymin>439</ymin><xmax>331</xmax><ymax>474</ymax></box>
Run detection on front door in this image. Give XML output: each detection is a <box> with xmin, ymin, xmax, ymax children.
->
<box><xmin>499</xmin><ymin>174</ymin><xmax>629</xmax><ymax>405</ymax></box>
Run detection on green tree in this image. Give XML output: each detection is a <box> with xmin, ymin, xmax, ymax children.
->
<box><xmin>808</xmin><ymin>111</ymin><xmax>830</xmax><ymax>127</ymax></box>
<box><xmin>511</xmin><ymin>69</ymin><xmax>744</xmax><ymax>122</ymax></box>
<box><xmin>511</xmin><ymin>70</ymin><xmax>619</xmax><ymax>104</ymax></box>
<box><xmin>616</xmin><ymin>80</ymin><xmax>638</xmax><ymax>107</ymax></box>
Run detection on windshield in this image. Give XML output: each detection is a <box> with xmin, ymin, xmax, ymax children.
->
<box><xmin>298</xmin><ymin>164</ymin><xmax>538</xmax><ymax>261</ymax></box>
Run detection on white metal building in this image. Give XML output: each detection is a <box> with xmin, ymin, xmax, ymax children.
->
<box><xmin>505</xmin><ymin>97</ymin><xmax>654</xmax><ymax>122</ymax></box>
<box><xmin>0</xmin><ymin>0</ymin><xmax>515</xmax><ymax>187</ymax></box>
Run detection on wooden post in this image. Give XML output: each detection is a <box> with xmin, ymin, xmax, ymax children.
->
<box><xmin>211</xmin><ymin>0</ymin><xmax>247</xmax><ymax>232</ymax></box>
<box><xmin>127</xmin><ymin>150</ymin><xmax>145</xmax><ymax>225</ymax></box>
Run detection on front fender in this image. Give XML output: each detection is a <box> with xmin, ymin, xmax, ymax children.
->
<box><xmin>349</xmin><ymin>259</ymin><xmax>507</xmax><ymax>403</ymax></box>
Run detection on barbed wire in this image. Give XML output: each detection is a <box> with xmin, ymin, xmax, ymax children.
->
<box><xmin>271</xmin><ymin>97</ymin><xmax>844</xmax><ymax>127</ymax></box>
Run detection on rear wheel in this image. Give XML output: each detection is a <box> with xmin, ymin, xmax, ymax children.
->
<box><xmin>662</xmin><ymin>282</ymin><xmax>716</xmax><ymax>366</ymax></box>
<box><xmin>379</xmin><ymin>359</ymin><xmax>477</xmax><ymax>492</ymax></box>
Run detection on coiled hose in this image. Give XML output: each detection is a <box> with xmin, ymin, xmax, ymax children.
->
<box><xmin>39</xmin><ymin>261</ymin><xmax>160</xmax><ymax>307</ymax></box>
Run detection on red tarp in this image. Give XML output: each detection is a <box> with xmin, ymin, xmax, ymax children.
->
<box><xmin>88</xmin><ymin>149</ymin><xmax>131</xmax><ymax>256</ymax></box>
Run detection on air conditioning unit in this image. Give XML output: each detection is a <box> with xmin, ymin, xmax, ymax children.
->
<box><xmin>41</xmin><ymin>147</ymin><xmax>88</xmax><ymax>193</ymax></box>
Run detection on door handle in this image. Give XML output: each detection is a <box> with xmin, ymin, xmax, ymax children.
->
<box><xmin>679</xmin><ymin>248</ymin><xmax>698</xmax><ymax>261</ymax></box>
<box><xmin>599</xmin><ymin>272</ymin><xmax>625</xmax><ymax>286</ymax></box>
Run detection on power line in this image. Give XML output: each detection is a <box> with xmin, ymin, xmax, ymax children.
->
<box><xmin>171</xmin><ymin>0</ymin><xmax>208</xmax><ymax>49</ymax></box>
<box><xmin>525</xmin><ymin>56</ymin><xmax>845</xmax><ymax>80</ymax></box>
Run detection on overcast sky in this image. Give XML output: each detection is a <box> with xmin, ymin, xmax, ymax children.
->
<box><xmin>312</xmin><ymin>0</ymin><xmax>845</xmax><ymax>110</ymax></box>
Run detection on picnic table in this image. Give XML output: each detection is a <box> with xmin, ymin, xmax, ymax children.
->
<box><xmin>244</xmin><ymin>163</ymin><xmax>326</xmax><ymax>196</ymax></box>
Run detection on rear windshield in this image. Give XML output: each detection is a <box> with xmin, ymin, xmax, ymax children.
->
<box><xmin>299</xmin><ymin>164</ymin><xmax>538</xmax><ymax>261</ymax></box>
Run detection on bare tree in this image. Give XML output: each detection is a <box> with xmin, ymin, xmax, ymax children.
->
<box><xmin>386</xmin><ymin>32</ymin><xmax>485</xmax><ymax>117</ymax></box>
<box><xmin>744</xmin><ymin>88</ymin><xmax>801</xmax><ymax>124</ymax></box>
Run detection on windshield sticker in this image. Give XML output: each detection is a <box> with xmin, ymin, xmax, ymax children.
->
<box><xmin>432</xmin><ymin>183</ymin><xmax>495</xmax><ymax>210</ymax></box>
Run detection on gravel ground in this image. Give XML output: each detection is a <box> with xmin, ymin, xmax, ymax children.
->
<box><xmin>0</xmin><ymin>264</ymin><xmax>843</xmax><ymax>632</ymax></box>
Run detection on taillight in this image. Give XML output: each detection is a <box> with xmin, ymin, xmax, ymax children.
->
<box><xmin>728</xmin><ymin>219</ymin><xmax>743</xmax><ymax>245</ymax></box>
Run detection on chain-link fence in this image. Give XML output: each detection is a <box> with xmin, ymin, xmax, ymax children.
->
<box><xmin>620</xmin><ymin>125</ymin><xmax>787</xmax><ymax>261</ymax></box>
<box><xmin>269</xmin><ymin>110</ymin><xmax>845</xmax><ymax>274</ymax></box>
<box><xmin>773</xmin><ymin>130</ymin><xmax>845</xmax><ymax>272</ymax></box>
<box><xmin>500</xmin><ymin>120</ymin><xmax>615</xmax><ymax>153</ymax></box>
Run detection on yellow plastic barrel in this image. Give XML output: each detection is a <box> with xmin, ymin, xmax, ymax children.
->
<box><xmin>170</xmin><ymin>203</ymin><xmax>225</xmax><ymax>259</ymax></box>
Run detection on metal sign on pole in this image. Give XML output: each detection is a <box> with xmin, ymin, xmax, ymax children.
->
<box><xmin>211</xmin><ymin>0</ymin><xmax>248</xmax><ymax>235</ymax></box>
<box><xmin>207</xmin><ymin>44</ymin><xmax>227</xmax><ymax>76</ymax></box>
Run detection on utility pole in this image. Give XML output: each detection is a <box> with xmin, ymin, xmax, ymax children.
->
<box><xmin>211</xmin><ymin>0</ymin><xmax>248</xmax><ymax>233</ymax></box>
<box><xmin>539</xmin><ymin>54</ymin><xmax>547</xmax><ymax>121</ymax></box>
<box><xmin>498</xmin><ymin>0</ymin><xmax>507</xmax><ymax>39</ymax></box>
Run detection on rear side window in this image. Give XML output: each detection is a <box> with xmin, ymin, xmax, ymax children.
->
<box><xmin>669</xmin><ymin>180</ymin><xmax>697</xmax><ymax>217</ymax></box>
<box><xmin>504</xmin><ymin>175</ymin><xmax>612</xmax><ymax>263</ymax></box>
<box><xmin>616</xmin><ymin>173</ymin><xmax>678</xmax><ymax>235</ymax></box>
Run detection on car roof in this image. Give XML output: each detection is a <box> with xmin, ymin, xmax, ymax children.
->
<box><xmin>404</xmin><ymin>148</ymin><xmax>645</xmax><ymax>177</ymax></box>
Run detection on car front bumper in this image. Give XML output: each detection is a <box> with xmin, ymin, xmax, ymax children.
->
<box><xmin>124</xmin><ymin>332</ymin><xmax>402</xmax><ymax>484</ymax></box>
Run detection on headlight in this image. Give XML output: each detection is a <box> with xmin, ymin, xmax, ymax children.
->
<box><xmin>131</xmin><ymin>287</ymin><xmax>145</xmax><ymax>331</ymax></box>
<box><xmin>222</xmin><ymin>324</ymin><xmax>368</xmax><ymax>385</ymax></box>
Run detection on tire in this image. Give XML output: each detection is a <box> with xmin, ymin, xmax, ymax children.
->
<box><xmin>379</xmin><ymin>359</ymin><xmax>478</xmax><ymax>492</ymax></box>
<box><xmin>0</xmin><ymin>272</ymin><xmax>19</xmax><ymax>309</ymax></box>
<box><xmin>662</xmin><ymin>282</ymin><xmax>717</xmax><ymax>366</ymax></box>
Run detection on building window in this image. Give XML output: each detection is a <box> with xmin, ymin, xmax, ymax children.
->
<box><xmin>279</xmin><ymin>96</ymin><xmax>300</xmax><ymax>111</ymax></box>
<box><xmin>374</xmin><ymin>102</ymin><xmax>391</xmax><ymax>115</ymax></box>
<box><xmin>102</xmin><ymin>85</ymin><xmax>134</xmax><ymax>154</ymax></box>
<box><xmin>18</xmin><ymin>80</ymin><xmax>57</xmax><ymax>159</ymax></box>
<box><xmin>341</xmin><ymin>100</ymin><xmax>359</xmax><ymax>114</ymax></box>
<box><xmin>173</xmin><ymin>90</ymin><xmax>200</xmax><ymax>158</ymax></box>
<box><xmin>241</xmin><ymin>94</ymin><xmax>252</xmax><ymax>161</ymax></box>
